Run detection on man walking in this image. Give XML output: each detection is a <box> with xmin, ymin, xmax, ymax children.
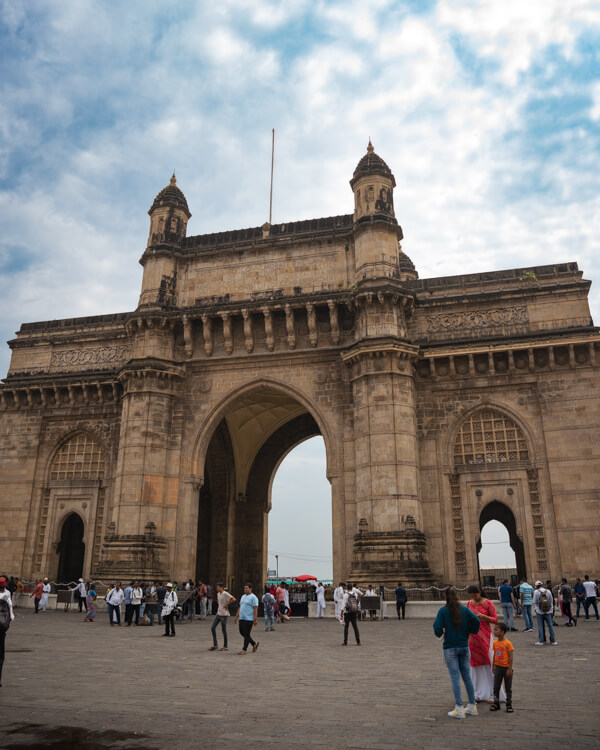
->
<box><xmin>519</xmin><ymin>577</ymin><xmax>534</xmax><ymax>632</ymax></box>
<box><xmin>559</xmin><ymin>578</ymin><xmax>576</xmax><ymax>626</ymax></box>
<box><xmin>533</xmin><ymin>580</ymin><xmax>557</xmax><ymax>645</ymax></box>
<box><xmin>342</xmin><ymin>583</ymin><xmax>362</xmax><ymax>646</ymax></box>
<box><xmin>106</xmin><ymin>582</ymin><xmax>124</xmax><ymax>626</ymax></box>
<box><xmin>395</xmin><ymin>582</ymin><xmax>407</xmax><ymax>620</ymax></box>
<box><xmin>234</xmin><ymin>583</ymin><xmax>259</xmax><ymax>655</ymax></box>
<box><xmin>30</xmin><ymin>579</ymin><xmax>43</xmax><ymax>614</ymax></box>
<box><xmin>582</xmin><ymin>575</ymin><xmax>599</xmax><ymax>620</ymax></box>
<box><xmin>262</xmin><ymin>588</ymin><xmax>275</xmax><ymax>632</ymax></box>
<box><xmin>498</xmin><ymin>579</ymin><xmax>517</xmax><ymax>631</ymax></box>
<box><xmin>210</xmin><ymin>583</ymin><xmax>236</xmax><ymax>650</ymax></box>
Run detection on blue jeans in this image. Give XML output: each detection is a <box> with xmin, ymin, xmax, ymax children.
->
<box><xmin>584</xmin><ymin>596</ymin><xmax>599</xmax><ymax>619</ymax></box>
<box><xmin>536</xmin><ymin>612</ymin><xmax>556</xmax><ymax>643</ymax></box>
<box><xmin>501</xmin><ymin>602</ymin><xmax>514</xmax><ymax>629</ymax></box>
<box><xmin>443</xmin><ymin>647</ymin><xmax>475</xmax><ymax>706</ymax></box>
<box><xmin>522</xmin><ymin>604</ymin><xmax>533</xmax><ymax>630</ymax></box>
<box><xmin>264</xmin><ymin>610</ymin><xmax>274</xmax><ymax>630</ymax></box>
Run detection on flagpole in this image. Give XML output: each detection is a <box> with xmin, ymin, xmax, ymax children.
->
<box><xmin>269</xmin><ymin>128</ymin><xmax>275</xmax><ymax>224</ymax></box>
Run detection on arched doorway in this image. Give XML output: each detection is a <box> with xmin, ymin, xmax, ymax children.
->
<box><xmin>196</xmin><ymin>385</ymin><xmax>332</xmax><ymax>594</ymax></box>
<box><xmin>57</xmin><ymin>513</ymin><xmax>85</xmax><ymax>583</ymax></box>
<box><xmin>476</xmin><ymin>501</ymin><xmax>526</xmax><ymax>584</ymax></box>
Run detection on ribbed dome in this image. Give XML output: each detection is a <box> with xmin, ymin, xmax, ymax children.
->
<box><xmin>148</xmin><ymin>173</ymin><xmax>191</xmax><ymax>217</ymax></box>
<box><xmin>398</xmin><ymin>251</ymin><xmax>417</xmax><ymax>274</ymax></box>
<box><xmin>351</xmin><ymin>141</ymin><xmax>396</xmax><ymax>188</ymax></box>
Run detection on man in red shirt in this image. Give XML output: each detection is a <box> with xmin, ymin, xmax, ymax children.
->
<box><xmin>30</xmin><ymin>579</ymin><xmax>43</xmax><ymax>614</ymax></box>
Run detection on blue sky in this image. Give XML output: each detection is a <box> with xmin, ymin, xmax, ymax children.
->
<box><xmin>2</xmin><ymin>1</ymin><xmax>599</xmax><ymax>579</ymax></box>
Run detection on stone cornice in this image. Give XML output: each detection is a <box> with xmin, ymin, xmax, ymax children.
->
<box><xmin>341</xmin><ymin>338</ymin><xmax>420</xmax><ymax>366</ymax></box>
<box><xmin>0</xmin><ymin>379</ymin><xmax>122</xmax><ymax>411</ymax></box>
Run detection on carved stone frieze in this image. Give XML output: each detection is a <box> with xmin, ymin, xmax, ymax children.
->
<box><xmin>426</xmin><ymin>307</ymin><xmax>528</xmax><ymax>334</ymax></box>
<box><xmin>51</xmin><ymin>345</ymin><xmax>130</xmax><ymax>371</ymax></box>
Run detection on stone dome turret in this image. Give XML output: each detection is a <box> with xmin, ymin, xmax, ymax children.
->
<box><xmin>148</xmin><ymin>173</ymin><xmax>191</xmax><ymax>218</ymax></box>
<box><xmin>350</xmin><ymin>141</ymin><xmax>396</xmax><ymax>189</ymax></box>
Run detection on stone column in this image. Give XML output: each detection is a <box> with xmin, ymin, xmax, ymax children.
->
<box><xmin>97</xmin><ymin>361</ymin><xmax>183</xmax><ymax>581</ymax></box>
<box><xmin>342</xmin><ymin>341</ymin><xmax>433</xmax><ymax>586</ymax></box>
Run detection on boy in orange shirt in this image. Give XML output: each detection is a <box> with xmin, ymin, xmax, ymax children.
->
<box><xmin>490</xmin><ymin>622</ymin><xmax>514</xmax><ymax>713</ymax></box>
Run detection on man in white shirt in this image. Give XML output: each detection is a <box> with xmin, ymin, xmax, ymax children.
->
<box><xmin>40</xmin><ymin>578</ymin><xmax>51</xmax><ymax>612</ymax></box>
<box><xmin>312</xmin><ymin>582</ymin><xmax>326</xmax><ymax>618</ymax></box>
<box><xmin>533</xmin><ymin>580</ymin><xmax>557</xmax><ymax>645</ymax></box>
<box><xmin>73</xmin><ymin>578</ymin><xmax>87</xmax><ymax>613</ymax></box>
<box><xmin>582</xmin><ymin>575</ymin><xmax>599</xmax><ymax>620</ymax></box>
<box><xmin>0</xmin><ymin>576</ymin><xmax>15</xmax><ymax>688</ymax></box>
<box><xmin>333</xmin><ymin>582</ymin><xmax>345</xmax><ymax>622</ymax></box>
<box><xmin>106</xmin><ymin>582</ymin><xmax>125</xmax><ymax>626</ymax></box>
<box><xmin>130</xmin><ymin>581</ymin><xmax>144</xmax><ymax>625</ymax></box>
<box><xmin>210</xmin><ymin>583</ymin><xmax>236</xmax><ymax>650</ymax></box>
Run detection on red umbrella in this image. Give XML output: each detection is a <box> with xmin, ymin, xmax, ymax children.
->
<box><xmin>294</xmin><ymin>574</ymin><xmax>318</xmax><ymax>582</ymax></box>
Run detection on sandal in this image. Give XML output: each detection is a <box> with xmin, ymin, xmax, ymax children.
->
<box><xmin>252</xmin><ymin>641</ymin><xmax>260</xmax><ymax>653</ymax></box>
<box><xmin>219</xmin><ymin>647</ymin><xmax>228</xmax><ymax>651</ymax></box>
<box><xmin>209</xmin><ymin>646</ymin><xmax>218</xmax><ymax>651</ymax></box>
<box><xmin>506</xmin><ymin>706</ymin><xmax>514</xmax><ymax>713</ymax></box>
<box><xmin>489</xmin><ymin>703</ymin><xmax>501</xmax><ymax>712</ymax></box>
<box><xmin>238</xmin><ymin>650</ymin><xmax>247</xmax><ymax>655</ymax></box>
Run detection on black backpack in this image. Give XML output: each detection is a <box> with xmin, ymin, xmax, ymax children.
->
<box><xmin>0</xmin><ymin>599</ymin><xmax>11</xmax><ymax>633</ymax></box>
<box><xmin>347</xmin><ymin>593</ymin><xmax>359</xmax><ymax>614</ymax></box>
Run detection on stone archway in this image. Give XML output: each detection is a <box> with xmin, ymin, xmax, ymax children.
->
<box><xmin>476</xmin><ymin>500</ymin><xmax>526</xmax><ymax>582</ymax></box>
<box><xmin>196</xmin><ymin>386</ymin><xmax>329</xmax><ymax>593</ymax></box>
<box><xmin>57</xmin><ymin>513</ymin><xmax>85</xmax><ymax>583</ymax></box>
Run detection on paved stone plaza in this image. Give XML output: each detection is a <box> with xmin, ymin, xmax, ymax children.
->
<box><xmin>1</xmin><ymin>610</ymin><xmax>599</xmax><ymax>749</ymax></box>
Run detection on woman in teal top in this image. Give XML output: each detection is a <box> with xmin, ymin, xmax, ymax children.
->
<box><xmin>433</xmin><ymin>587</ymin><xmax>481</xmax><ymax>719</ymax></box>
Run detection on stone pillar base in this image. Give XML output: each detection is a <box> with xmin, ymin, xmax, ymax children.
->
<box><xmin>95</xmin><ymin>527</ymin><xmax>168</xmax><ymax>581</ymax></box>
<box><xmin>351</xmin><ymin>528</ymin><xmax>434</xmax><ymax>587</ymax></box>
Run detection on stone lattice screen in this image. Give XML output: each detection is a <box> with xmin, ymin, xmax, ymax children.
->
<box><xmin>50</xmin><ymin>433</ymin><xmax>105</xmax><ymax>480</ymax></box>
<box><xmin>453</xmin><ymin>410</ymin><xmax>529</xmax><ymax>465</ymax></box>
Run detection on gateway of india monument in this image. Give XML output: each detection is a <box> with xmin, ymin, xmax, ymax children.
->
<box><xmin>1</xmin><ymin>143</ymin><xmax>598</xmax><ymax>590</ymax></box>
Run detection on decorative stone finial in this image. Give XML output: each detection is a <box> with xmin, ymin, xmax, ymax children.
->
<box><xmin>170</xmin><ymin>172</ymin><xmax>177</xmax><ymax>185</ymax></box>
<box><xmin>367</xmin><ymin>139</ymin><xmax>374</xmax><ymax>154</ymax></box>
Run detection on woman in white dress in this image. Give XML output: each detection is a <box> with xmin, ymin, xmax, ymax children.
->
<box><xmin>466</xmin><ymin>585</ymin><xmax>506</xmax><ymax>703</ymax></box>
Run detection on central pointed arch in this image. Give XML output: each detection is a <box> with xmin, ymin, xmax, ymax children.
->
<box><xmin>189</xmin><ymin>379</ymin><xmax>336</xmax><ymax>594</ymax></box>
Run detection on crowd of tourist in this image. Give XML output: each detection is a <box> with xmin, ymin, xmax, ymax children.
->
<box><xmin>0</xmin><ymin>570</ymin><xmax>597</xmax><ymax>713</ymax></box>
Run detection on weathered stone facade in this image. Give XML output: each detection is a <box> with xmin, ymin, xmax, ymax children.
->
<box><xmin>1</xmin><ymin>143</ymin><xmax>599</xmax><ymax>590</ymax></box>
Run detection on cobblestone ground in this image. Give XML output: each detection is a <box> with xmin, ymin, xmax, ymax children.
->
<box><xmin>1</xmin><ymin>609</ymin><xmax>599</xmax><ymax>749</ymax></box>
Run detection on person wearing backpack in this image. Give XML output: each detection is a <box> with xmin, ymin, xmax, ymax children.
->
<box><xmin>0</xmin><ymin>577</ymin><xmax>15</xmax><ymax>687</ymax></box>
<box><xmin>342</xmin><ymin>583</ymin><xmax>362</xmax><ymax>646</ymax></box>
<box><xmin>262</xmin><ymin>588</ymin><xmax>275</xmax><ymax>632</ymax></box>
<box><xmin>533</xmin><ymin>580</ymin><xmax>557</xmax><ymax>645</ymax></box>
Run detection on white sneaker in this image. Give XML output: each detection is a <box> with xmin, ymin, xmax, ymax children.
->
<box><xmin>448</xmin><ymin>706</ymin><xmax>466</xmax><ymax>719</ymax></box>
<box><xmin>534</xmin><ymin>641</ymin><xmax>545</xmax><ymax>645</ymax></box>
<box><xmin>464</xmin><ymin>703</ymin><xmax>478</xmax><ymax>716</ymax></box>
<box><xmin>551</xmin><ymin>641</ymin><xmax>559</xmax><ymax>645</ymax></box>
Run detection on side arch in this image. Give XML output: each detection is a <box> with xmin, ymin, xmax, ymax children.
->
<box><xmin>476</xmin><ymin>500</ymin><xmax>526</xmax><ymax>582</ymax></box>
<box><xmin>57</xmin><ymin>512</ymin><xmax>86</xmax><ymax>583</ymax></box>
